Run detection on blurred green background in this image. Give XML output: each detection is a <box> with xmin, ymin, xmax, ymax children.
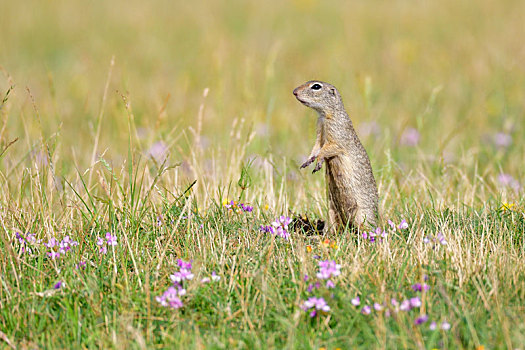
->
<box><xmin>1</xmin><ymin>0</ymin><xmax>524</xmax><ymax>204</ymax></box>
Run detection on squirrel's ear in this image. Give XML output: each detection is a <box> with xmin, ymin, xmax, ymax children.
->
<box><xmin>329</xmin><ymin>88</ymin><xmax>336</xmax><ymax>97</ymax></box>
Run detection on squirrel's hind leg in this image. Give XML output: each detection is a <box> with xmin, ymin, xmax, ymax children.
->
<box><xmin>355</xmin><ymin>207</ymin><xmax>377</xmax><ymax>230</ymax></box>
<box><xmin>326</xmin><ymin>192</ymin><xmax>342</xmax><ymax>235</ymax></box>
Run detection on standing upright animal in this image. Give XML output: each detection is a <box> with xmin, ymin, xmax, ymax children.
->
<box><xmin>293</xmin><ymin>80</ymin><xmax>379</xmax><ymax>232</ymax></box>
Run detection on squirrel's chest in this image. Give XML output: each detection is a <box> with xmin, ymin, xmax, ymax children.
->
<box><xmin>320</xmin><ymin>120</ymin><xmax>339</xmax><ymax>146</ymax></box>
<box><xmin>320</xmin><ymin>122</ymin><xmax>326</xmax><ymax>145</ymax></box>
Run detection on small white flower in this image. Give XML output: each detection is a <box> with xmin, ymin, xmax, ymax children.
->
<box><xmin>211</xmin><ymin>271</ymin><xmax>221</xmax><ymax>282</ymax></box>
<box><xmin>441</xmin><ymin>321</ymin><xmax>451</xmax><ymax>330</ymax></box>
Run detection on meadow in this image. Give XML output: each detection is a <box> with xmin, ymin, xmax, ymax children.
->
<box><xmin>1</xmin><ymin>0</ymin><xmax>525</xmax><ymax>348</ymax></box>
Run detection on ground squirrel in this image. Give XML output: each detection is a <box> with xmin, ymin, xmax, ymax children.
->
<box><xmin>293</xmin><ymin>80</ymin><xmax>379</xmax><ymax>232</ymax></box>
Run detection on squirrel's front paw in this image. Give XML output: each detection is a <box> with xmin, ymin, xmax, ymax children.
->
<box><xmin>312</xmin><ymin>159</ymin><xmax>324</xmax><ymax>173</ymax></box>
<box><xmin>300</xmin><ymin>156</ymin><xmax>316</xmax><ymax>169</ymax></box>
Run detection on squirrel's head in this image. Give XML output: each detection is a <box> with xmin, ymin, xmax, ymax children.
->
<box><xmin>293</xmin><ymin>80</ymin><xmax>343</xmax><ymax>114</ymax></box>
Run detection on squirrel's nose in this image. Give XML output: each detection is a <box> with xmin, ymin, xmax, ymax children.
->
<box><xmin>293</xmin><ymin>88</ymin><xmax>298</xmax><ymax>96</ymax></box>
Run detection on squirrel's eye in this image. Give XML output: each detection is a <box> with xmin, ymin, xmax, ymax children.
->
<box><xmin>311</xmin><ymin>83</ymin><xmax>322</xmax><ymax>90</ymax></box>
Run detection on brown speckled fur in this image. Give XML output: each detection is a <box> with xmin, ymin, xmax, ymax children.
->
<box><xmin>293</xmin><ymin>80</ymin><xmax>379</xmax><ymax>232</ymax></box>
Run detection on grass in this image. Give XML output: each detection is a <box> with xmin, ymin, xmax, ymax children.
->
<box><xmin>1</xmin><ymin>0</ymin><xmax>525</xmax><ymax>348</ymax></box>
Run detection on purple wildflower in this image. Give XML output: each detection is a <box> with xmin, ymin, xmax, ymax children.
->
<box><xmin>436</xmin><ymin>233</ymin><xmax>447</xmax><ymax>245</ymax></box>
<box><xmin>361</xmin><ymin>305</ymin><xmax>371</xmax><ymax>315</ymax></box>
<box><xmin>105</xmin><ymin>232</ymin><xmax>117</xmax><ymax>246</ymax></box>
<box><xmin>424</xmin><ymin>233</ymin><xmax>447</xmax><ymax>247</ymax></box>
<box><xmin>54</xmin><ymin>281</ymin><xmax>63</xmax><ymax>289</ymax></box>
<box><xmin>15</xmin><ymin>232</ymin><xmax>38</xmax><ymax>255</ymax></box>
<box><xmin>177</xmin><ymin>259</ymin><xmax>193</xmax><ymax>270</ymax></box>
<box><xmin>326</xmin><ymin>280</ymin><xmax>335</xmax><ymax>289</ymax></box>
<box><xmin>409</xmin><ymin>297</ymin><xmax>422</xmax><ymax>308</ymax></box>
<box><xmin>363</xmin><ymin>227</ymin><xmax>387</xmax><ymax>242</ymax></box>
<box><xmin>240</xmin><ymin>203</ymin><xmax>254</xmax><ymax>212</ymax></box>
<box><xmin>377</xmin><ymin>227</ymin><xmax>388</xmax><ymax>238</ymax></box>
<box><xmin>302</xmin><ymin>297</ymin><xmax>331</xmax><ymax>317</ymax></box>
<box><xmin>15</xmin><ymin>232</ymin><xmax>24</xmax><ymax>243</ymax></box>
<box><xmin>169</xmin><ymin>259</ymin><xmax>194</xmax><ymax>283</ymax></box>
<box><xmin>399</xmin><ymin>300</ymin><xmax>411</xmax><ymax>311</ymax></box>
<box><xmin>374</xmin><ymin>303</ymin><xmax>383</xmax><ymax>311</ymax></box>
<box><xmin>414</xmin><ymin>314</ymin><xmax>429</xmax><ymax>325</ymax></box>
<box><xmin>96</xmin><ymin>236</ymin><xmax>107</xmax><ymax>254</ymax></box>
<box><xmin>388</xmin><ymin>220</ymin><xmax>396</xmax><ymax>231</ymax></box>
<box><xmin>42</xmin><ymin>236</ymin><xmax>79</xmax><ymax>257</ymax></box>
<box><xmin>170</xmin><ymin>269</ymin><xmax>194</xmax><ymax>283</ymax></box>
<box><xmin>200</xmin><ymin>277</ymin><xmax>211</xmax><ymax>283</ymax></box>
<box><xmin>267</xmin><ymin>216</ymin><xmax>292</xmax><ymax>240</ymax></box>
<box><xmin>411</xmin><ymin>283</ymin><xmax>430</xmax><ymax>292</ymax></box>
<box><xmin>63</xmin><ymin>235</ymin><xmax>78</xmax><ymax>246</ymax></box>
<box><xmin>148</xmin><ymin>141</ymin><xmax>169</xmax><ymax>163</ymax></box>
<box><xmin>68</xmin><ymin>236</ymin><xmax>78</xmax><ymax>246</ymax></box>
<box><xmin>274</xmin><ymin>226</ymin><xmax>290</xmax><ymax>239</ymax></box>
<box><xmin>498</xmin><ymin>173</ymin><xmax>521</xmax><ymax>192</ymax></box>
<box><xmin>59</xmin><ymin>239</ymin><xmax>71</xmax><ymax>254</ymax></box>
<box><xmin>45</xmin><ymin>238</ymin><xmax>57</xmax><ymax>249</ymax></box>
<box><xmin>441</xmin><ymin>321</ymin><xmax>451</xmax><ymax>330</ymax></box>
<box><xmin>398</xmin><ymin>219</ymin><xmax>408</xmax><ymax>230</ymax></box>
<box><xmin>76</xmin><ymin>261</ymin><xmax>87</xmax><ymax>270</ymax></box>
<box><xmin>211</xmin><ymin>271</ymin><xmax>220</xmax><ymax>282</ymax></box>
<box><xmin>400</xmin><ymin>127</ymin><xmax>420</xmax><ymax>146</ymax></box>
<box><xmin>372</xmin><ymin>227</ymin><xmax>387</xmax><ymax>240</ymax></box>
<box><xmin>273</xmin><ymin>215</ymin><xmax>292</xmax><ymax>228</ymax></box>
<box><xmin>351</xmin><ymin>296</ymin><xmax>360</xmax><ymax>306</ymax></box>
<box><xmin>493</xmin><ymin>132</ymin><xmax>512</xmax><ymax>148</ymax></box>
<box><xmin>260</xmin><ymin>225</ymin><xmax>274</xmax><ymax>234</ymax></box>
<box><xmin>29</xmin><ymin>234</ymin><xmax>38</xmax><ymax>243</ymax></box>
<box><xmin>156</xmin><ymin>286</ymin><xmax>185</xmax><ymax>309</ymax></box>
<box><xmin>47</xmin><ymin>251</ymin><xmax>60</xmax><ymax>259</ymax></box>
<box><xmin>429</xmin><ymin>321</ymin><xmax>437</xmax><ymax>330</ymax></box>
<box><xmin>317</xmin><ymin>260</ymin><xmax>341</xmax><ymax>280</ymax></box>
